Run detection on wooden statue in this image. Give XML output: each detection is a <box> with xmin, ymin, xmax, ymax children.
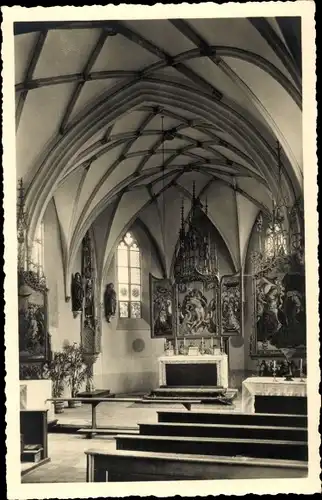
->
<box><xmin>104</xmin><ymin>283</ymin><xmax>117</xmax><ymax>322</ymax></box>
<box><xmin>71</xmin><ymin>272</ymin><xmax>84</xmax><ymax>314</ymax></box>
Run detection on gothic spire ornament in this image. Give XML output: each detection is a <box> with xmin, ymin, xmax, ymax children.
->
<box><xmin>174</xmin><ymin>181</ymin><xmax>219</xmax><ymax>284</ymax></box>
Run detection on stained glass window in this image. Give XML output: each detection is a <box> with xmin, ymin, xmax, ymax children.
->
<box><xmin>117</xmin><ymin>232</ymin><xmax>141</xmax><ymax>318</ymax></box>
<box><xmin>265</xmin><ymin>223</ymin><xmax>287</xmax><ymax>258</ymax></box>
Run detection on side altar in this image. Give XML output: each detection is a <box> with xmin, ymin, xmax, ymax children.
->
<box><xmin>242</xmin><ymin>377</ymin><xmax>307</xmax><ymax>415</ymax></box>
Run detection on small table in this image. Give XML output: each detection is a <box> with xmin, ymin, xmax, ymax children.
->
<box><xmin>76</xmin><ymin>390</ymin><xmax>113</xmax><ymax>433</ymax></box>
<box><xmin>242</xmin><ymin>377</ymin><xmax>307</xmax><ymax>414</ymax></box>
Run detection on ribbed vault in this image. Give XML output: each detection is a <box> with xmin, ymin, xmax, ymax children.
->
<box><xmin>14</xmin><ymin>17</ymin><xmax>302</xmax><ymax>296</ymax></box>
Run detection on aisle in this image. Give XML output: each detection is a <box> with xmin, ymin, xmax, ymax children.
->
<box><xmin>22</xmin><ymin>434</ymin><xmax>116</xmax><ymax>483</ymax></box>
<box><xmin>22</xmin><ymin>395</ymin><xmax>242</xmax><ymax>483</ymax></box>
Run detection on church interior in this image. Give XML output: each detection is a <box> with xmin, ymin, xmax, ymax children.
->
<box><xmin>14</xmin><ymin>16</ymin><xmax>310</xmax><ymax>483</ymax></box>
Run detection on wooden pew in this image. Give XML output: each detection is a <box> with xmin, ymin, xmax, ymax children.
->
<box><xmin>85</xmin><ymin>449</ymin><xmax>308</xmax><ymax>482</ymax></box>
<box><xmin>157</xmin><ymin>410</ymin><xmax>308</xmax><ymax>428</ymax></box>
<box><xmin>138</xmin><ymin>422</ymin><xmax>308</xmax><ymax>442</ymax></box>
<box><xmin>115</xmin><ymin>434</ymin><xmax>308</xmax><ymax>461</ymax></box>
<box><xmin>85</xmin><ymin>409</ymin><xmax>308</xmax><ymax>482</ymax></box>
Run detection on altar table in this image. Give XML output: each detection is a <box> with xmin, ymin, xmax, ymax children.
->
<box><xmin>242</xmin><ymin>377</ymin><xmax>307</xmax><ymax>415</ymax></box>
<box><xmin>158</xmin><ymin>354</ymin><xmax>228</xmax><ymax>389</ymax></box>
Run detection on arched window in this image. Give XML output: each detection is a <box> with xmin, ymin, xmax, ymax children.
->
<box><xmin>264</xmin><ymin>222</ymin><xmax>287</xmax><ymax>258</ymax></box>
<box><xmin>117</xmin><ymin>232</ymin><xmax>141</xmax><ymax>318</ymax></box>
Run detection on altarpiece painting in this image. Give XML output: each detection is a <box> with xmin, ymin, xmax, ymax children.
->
<box><xmin>251</xmin><ymin>265</ymin><xmax>306</xmax><ymax>358</ymax></box>
<box><xmin>150</xmin><ymin>274</ymin><xmax>174</xmax><ymax>338</ymax></box>
<box><xmin>249</xmin><ymin>199</ymin><xmax>306</xmax><ymax>359</ymax></box>
<box><xmin>176</xmin><ymin>280</ymin><xmax>220</xmax><ymax>338</ymax></box>
<box><xmin>18</xmin><ymin>270</ymin><xmax>51</xmax><ymax>377</ymax></box>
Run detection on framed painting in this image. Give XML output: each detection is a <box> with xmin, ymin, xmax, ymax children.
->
<box><xmin>250</xmin><ymin>270</ymin><xmax>306</xmax><ymax>358</ymax></box>
<box><xmin>150</xmin><ymin>274</ymin><xmax>174</xmax><ymax>338</ymax></box>
<box><xmin>18</xmin><ymin>270</ymin><xmax>50</xmax><ymax>364</ymax></box>
<box><xmin>175</xmin><ymin>279</ymin><xmax>220</xmax><ymax>339</ymax></box>
<box><xmin>220</xmin><ymin>273</ymin><xmax>242</xmax><ymax>336</ymax></box>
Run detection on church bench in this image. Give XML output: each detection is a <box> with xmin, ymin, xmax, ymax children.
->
<box><xmin>77</xmin><ymin>427</ymin><xmax>139</xmax><ymax>438</ymax></box>
<box><xmin>115</xmin><ymin>434</ymin><xmax>308</xmax><ymax>461</ymax></box>
<box><xmin>138</xmin><ymin>422</ymin><xmax>307</xmax><ymax>442</ymax></box>
<box><xmin>157</xmin><ymin>410</ymin><xmax>308</xmax><ymax>428</ymax></box>
<box><xmin>85</xmin><ymin>449</ymin><xmax>308</xmax><ymax>482</ymax></box>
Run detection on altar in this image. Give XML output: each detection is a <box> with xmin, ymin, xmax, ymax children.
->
<box><xmin>158</xmin><ymin>353</ymin><xmax>228</xmax><ymax>389</ymax></box>
<box><xmin>242</xmin><ymin>377</ymin><xmax>307</xmax><ymax>415</ymax></box>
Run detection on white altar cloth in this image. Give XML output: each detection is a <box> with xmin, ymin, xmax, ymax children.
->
<box><xmin>242</xmin><ymin>377</ymin><xmax>307</xmax><ymax>413</ymax></box>
<box><xmin>158</xmin><ymin>354</ymin><xmax>228</xmax><ymax>388</ymax></box>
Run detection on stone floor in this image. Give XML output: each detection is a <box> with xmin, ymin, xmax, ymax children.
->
<box><xmin>22</xmin><ymin>395</ymin><xmax>242</xmax><ymax>483</ymax></box>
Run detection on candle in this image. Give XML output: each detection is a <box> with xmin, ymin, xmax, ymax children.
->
<box><xmin>210</xmin><ymin>337</ymin><xmax>214</xmax><ymax>349</ymax></box>
<box><xmin>300</xmin><ymin>359</ymin><xmax>303</xmax><ymax>374</ymax></box>
<box><xmin>273</xmin><ymin>360</ymin><xmax>276</xmax><ymax>370</ymax></box>
<box><xmin>183</xmin><ymin>338</ymin><xmax>186</xmax><ymax>347</ymax></box>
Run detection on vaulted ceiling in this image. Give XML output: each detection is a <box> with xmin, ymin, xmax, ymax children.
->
<box><xmin>15</xmin><ymin>17</ymin><xmax>302</xmax><ymax>288</ymax></box>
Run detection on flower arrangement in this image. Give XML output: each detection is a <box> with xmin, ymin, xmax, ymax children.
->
<box><xmin>47</xmin><ymin>351</ymin><xmax>70</xmax><ymax>413</ymax></box>
<box><xmin>62</xmin><ymin>341</ymin><xmax>87</xmax><ymax>406</ymax></box>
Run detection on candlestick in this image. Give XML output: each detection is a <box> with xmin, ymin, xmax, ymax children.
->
<box><xmin>300</xmin><ymin>359</ymin><xmax>304</xmax><ymax>381</ymax></box>
<box><xmin>210</xmin><ymin>337</ymin><xmax>214</xmax><ymax>349</ymax></box>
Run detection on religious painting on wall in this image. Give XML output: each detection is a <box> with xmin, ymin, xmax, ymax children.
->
<box><xmin>220</xmin><ymin>274</ymin><xmax>241</xmax><ymax>336</ymax></box>
<box><xmin>250</xmin><ymin>270</ymin><xmax>306</xmax><ymax>358</ymax></box>
<box><xmin>18</xmin><ymin>270</ymin><xmax>50</xmax><ymax>363</ymax></box>
<box><xmin>150</xmin><ymin>274</ymin><xmax>174</xmax><ymax>338</ymax></box>
<box><xmin>176</xmin><ymin>280</ymin><xmax>220</xmax><ymax>338</ymax></box>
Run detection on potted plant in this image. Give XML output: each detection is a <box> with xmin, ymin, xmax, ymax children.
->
<box><xmin>62</xmin><ymin>341</ymin><xmax>87</xmax><ymax>408</ymax></box>
<box><xmin>48</xmin><ymin>351</ymin><xmax>69</xmax><ymax>414</ymax></box>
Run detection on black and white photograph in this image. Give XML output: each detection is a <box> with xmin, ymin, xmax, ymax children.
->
<box><xmin>2</xmin><ymin>2</ymin><xmax>319</xmax><ymax>498</ymax></box>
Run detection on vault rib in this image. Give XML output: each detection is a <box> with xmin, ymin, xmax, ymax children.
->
<box><xmin>110</xmin><ymin>20</ymin><xmax>223</xmax><ymax>100</ymax></box>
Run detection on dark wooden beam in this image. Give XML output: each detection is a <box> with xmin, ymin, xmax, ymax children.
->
<box><xmin>16</xmin><ymin>71</ymin><xmax>138</xmax><ymax>92</ymax></box>
<box><xmin>14</xmin><ymin>21</ymin><xmax>117</xmax><ymax>36</ymax></box>
<box><xmin>16</xmin><ymin>30</ymin><xmax>47</xmax><ymax>128</ymax></box>
<box><xmin>14</xmin><ymin>40</ymin><xmax>300</xmax><ymax>108</ymax></box>
<box><xmin>59</xmin><ymin>29</ymin><xmax>111</xmax><ymax>135</ymax></box>
<box><xmin>275</xmin><ymin>17</ymin><xmax>302</xmax><ymax>75</ymax></box>
<box><xmin>110</xmin><ymin>21</ymin><xmax>222</xmax><ymax>100</ymax></box>
<box><xmin>204</xmin><ymin>170</ymin><xmax>270</xmax><ymax>215</ymax></box>
<box><xmin>170</xmin><ymin>19</ymin><xmax>215</xmax><ymax>58</ymax></box>
<box><xmin>249</xmin><ymin>17</ymin><xmax>301</xmax><ymax>89</ymax></box>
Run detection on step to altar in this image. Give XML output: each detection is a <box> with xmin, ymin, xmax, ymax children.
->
<box><xmin>146</xmin><ymin>386</ymin><xmax>238</xmax><ymax>401</ymax></box>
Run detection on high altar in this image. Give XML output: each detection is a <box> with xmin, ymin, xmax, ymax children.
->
<box><xmin>158</xmin><ymin>353</ymin><xmax>228</xmax><ymax>389</ymax></box>
<box><xmin>149</xmin><ymin>184</ymin><xmax>241</xmax><ymax>395</ymax></box>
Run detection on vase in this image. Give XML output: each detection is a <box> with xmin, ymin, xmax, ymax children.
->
<box><xmin>68</xmin><ymin>400</ymin><xmax>81</xmax><ymax>408</ymax></box>
<box><xmin>54</xmin><ymin>401</ymin><xmax>65</xmax><ymax>414</ymax></box>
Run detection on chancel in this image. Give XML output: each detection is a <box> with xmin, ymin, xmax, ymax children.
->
<box><xmin>11</xmin><ymin>12</ymin><xmax>314</xmax><ymax>486</ymax></box>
